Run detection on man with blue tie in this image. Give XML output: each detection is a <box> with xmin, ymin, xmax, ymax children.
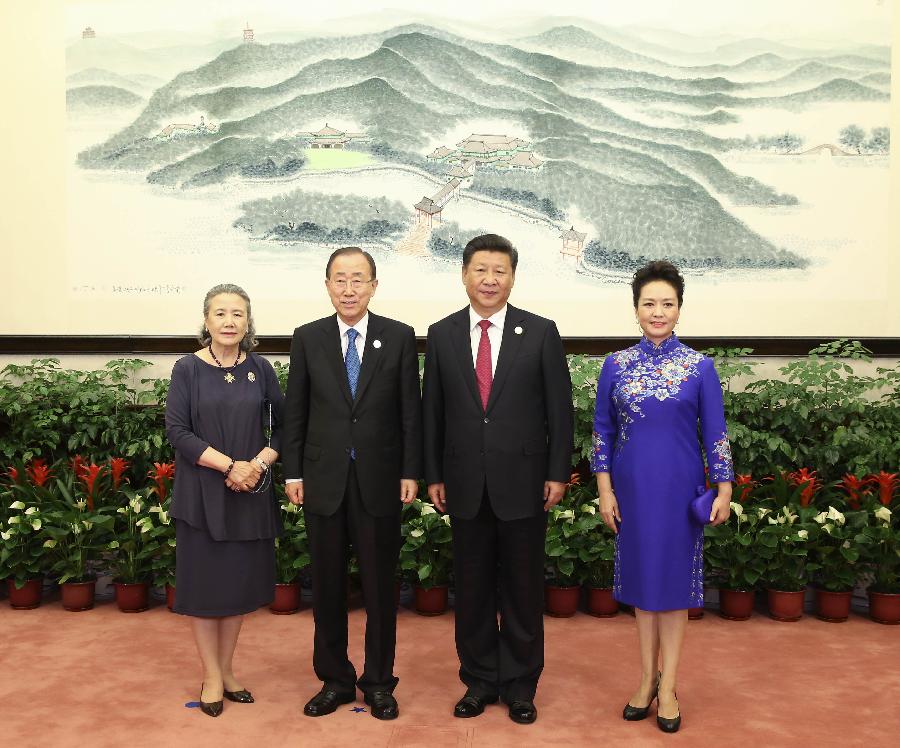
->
<box><xmin>283</xmin><ymin>247</ymin><xmax>422</xmax><ymax>720</ymax></box>
<box><xmin>423</xmin><ymin>234</ymin><xmax>573</xmax><ymax>724</ymax></box>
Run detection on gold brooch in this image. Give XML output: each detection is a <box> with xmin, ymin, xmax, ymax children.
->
<box><xmin>224</xmin><ymin>372</ymin><xmax>235</xmax><ymax>384</ymax></box>
<box><xmin>248</xmin><ymin>372</ymin><xmax>256</xmax><ymax>382</ymax></box>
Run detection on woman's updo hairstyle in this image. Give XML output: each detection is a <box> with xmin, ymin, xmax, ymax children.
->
<box><xmin>631</xmin><ymin>260</ymin><xmax>685</xmax><ymax>308</ymax></box>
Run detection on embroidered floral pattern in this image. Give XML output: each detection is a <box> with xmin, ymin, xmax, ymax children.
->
<box><xmin>613</xmin><ymin>346</ymin><xmax>703</xmax><ymax>421</ymax></box>
<box><xmin>710</xmin><ymin>433</ymin><xmax>734</xmax><ymax>482</ymax></box>
<box><xmin>592</xmin><ymin>430</ymin><xmax>610</xmax><ymax>472</ymax></box>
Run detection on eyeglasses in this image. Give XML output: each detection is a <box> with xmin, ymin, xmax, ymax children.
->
<box><xmin>329</xmin><ymin>278</ymin><xmax>373</xmax><ymax>291</ymax></box>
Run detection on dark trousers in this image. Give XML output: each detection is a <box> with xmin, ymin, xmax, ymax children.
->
<box><xmin>304</xmin><ymin>462</ymin><xmax>401</xmax><ymax>695</ymax></box>
<box><xmin>452</xmin><ymin>489</ymin><xmax>547</xmax><ymax>703</ymax></box>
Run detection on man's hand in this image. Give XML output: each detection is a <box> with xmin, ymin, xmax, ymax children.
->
<box><xmin>543</xmin><ymin>480</ymin><xmax>566</xmax><ymax>511</ymax></box>
<box><xmin>400</xmin><ymin>478</ymin><xmax>418</xmax><ymax>504</ymax></box>
<box><xmin>285</xmin><ymin>481</ymin><xmax>304</xmax><ymax>505</ymax></box>
<box><xmin>427</xmin><ymin>483</ymin><xmax>446</xmax><ymax>512</ymax></box>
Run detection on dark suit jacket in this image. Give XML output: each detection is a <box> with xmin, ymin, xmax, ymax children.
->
<box><xmin>422</xmin><ymin>304</ymin><xmax>573</xmax><ymax>521</ymax></box>
<box><xmin>282</xmin><ymin>312</ymin><xmax>423</xmax><ymax>517</ymax></box>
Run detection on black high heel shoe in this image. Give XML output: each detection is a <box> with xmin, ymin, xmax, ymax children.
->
<box><xmin>223</xmin><ymin>688</ymin><xmax>254</xmax><ymax>703</ymax></box>
<box><xmin>199</xmin><ymin>682</ymin><xmax>224</xmax><ymax>718</ymax></box>
<box><xmin>656</xmin><ymin>691</ymin><xmax>681</xmax><ymax>733</ymax></box>
<box><xmin>623</xmin><ymin>673</ymin><xmax>660</xmax><ymax>721</ymax></box>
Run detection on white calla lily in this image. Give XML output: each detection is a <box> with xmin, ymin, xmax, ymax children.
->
<box><xmin>9</xmin><ymin>500</ymin><xmax>25</xmax><ymax>510</ymax></box>
<box><xmin>797</xmin><ymin>529</ymin><xmax>808</xmax><ymax>540</ymax></box>
<box><xmin>826</xmin><ymin>506</ymin><xmax>846</xmax><ymax>525</ymax></box>
<box><xmin>730</xmin><ymin>503</ymin><xmax>743</xmax><ymax>517</ymax></box>
<box><xmin>24</xmin><ymin>506</ymin><xmax>37</xmax><ymax>516</ymax></box>
<box><xmin>420</xmin><ymin>504</ymin><xmax>436</xmax><ymax>515</ymax></box>
<box><xmin>410</xmin><ymin>529</ymin><xmax>424</xmax><ymax>538</ymax></box>
<box><xmin>874</xmin><ymin>506</ymin><xmax>892</xmax><ymax>524</ymax></box>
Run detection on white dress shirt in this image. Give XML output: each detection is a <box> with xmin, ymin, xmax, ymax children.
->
<box><xmin>337</xmin><ymin>312</ymin><xmax>368</xmax><ymax>363</ymax></box>
<box><xmin>468</xmin><ymin>305</ymin><xmax>506</xmax><ymax>377</ymax></box>
<box><xmin>286</xmin><ymin>313</ymin><xmax>369</xmax><ymax>484</ymax></box>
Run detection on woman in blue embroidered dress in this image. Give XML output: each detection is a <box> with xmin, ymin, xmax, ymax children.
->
<box><xmin>592</xmin><ymin>261</ymin><xmax>733</xmax><ymax>734</ymax></box>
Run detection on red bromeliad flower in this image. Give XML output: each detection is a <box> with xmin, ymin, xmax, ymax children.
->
<box><xmin>787</xmin><ymin>468</ymin><xmax>822</xmax><ymax>507</ymax></box>
<box><xmin>108</xmin><ymin>457</ymin><xmax>130</xmax><ymax>489</ymax></box>
<box><xmin>70</xmin><ymin>455</ymin><xmax>88</xmax><ymax>479</ymax></box>
<box><xmin>149</xmin><ymin>462</ymin><xmax>176</xmax><ymax>501</ymax></box>
<box><xmin>734</xmin><ymin>474</ymin><xmax>755</xmax><ymax>503</ymax></box>
<box><xmin>26</xmin><ymin>458</ymin><xmax>53</xmax><ymax>487</ymax></box>
<box><xmin>838</xmin><ymin>473</ymin><xmax>870</xmax><ymax>509</ymax></box>
<box><xmin>5</xmin><ymin>466</ymin><xmax>20</xmax><ymax>484</ymax></box>
<box><xmin>566</xmin><ymin>472</ymin><xmax>581</xmax><ymax>488</ymax></box>
<box><xmin>78</xmin><ymin>463</ymin><xmax>106</xmax><ymax>511</ymax></box>
<box><xmin>867</xmin><ymin>471</ymin><xmax>898</xmax><ymax>507</ymax></box>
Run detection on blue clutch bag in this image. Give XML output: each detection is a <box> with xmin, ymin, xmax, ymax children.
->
<box><xmin>690</xmin><ymin>486</ymin><xmax>717</xmax><ymax>525</ymax></box>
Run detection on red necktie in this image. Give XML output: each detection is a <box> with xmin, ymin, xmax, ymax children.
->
<box><xmin>475</xmin><ymin>319</ymin><xmax>492</xmax><ymax>410</ymax></box>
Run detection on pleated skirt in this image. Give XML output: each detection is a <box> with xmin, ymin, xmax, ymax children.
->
<box><xmin>173</xmin><ymin>519</ymin><xmax>275</xmax><ymax>617</ymax></box>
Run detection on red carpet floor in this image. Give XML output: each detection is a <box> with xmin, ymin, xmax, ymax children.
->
<box><xmin>1</xmin><ymin>594</ymin><xmax>897</xmax><ymax>747</ymax></box>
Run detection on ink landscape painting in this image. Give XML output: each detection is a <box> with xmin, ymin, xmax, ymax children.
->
<box><xmin>64</xmin><ymin>1</ymin><xmax>893</xmax><ymax>336</ymax></box>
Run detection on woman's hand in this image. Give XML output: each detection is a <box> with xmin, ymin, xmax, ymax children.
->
<box><xmin>710</xmin><ymin>483</ymin><xmax>733</xmax><ymax>526</ymax></box>
<box><xmin>226</xmin><ymin>460</ymin><xmax>262</xmax><ymax>492</ymax></box>
<box><xmin>599</xmin><ymin>489</ymin><xmax>621</xmax><ymax>534</ymax></box>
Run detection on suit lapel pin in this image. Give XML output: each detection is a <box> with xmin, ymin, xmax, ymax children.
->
<box><xmin>373</xmin><ymin>339</ymin><xmax>382</xmax><ymax>349</ymax></box>
<box><xmin>247</xmin><ymin>372</ymin><xmax>256</xmax><ymax>382</ymax></box>
<box><xmin>514</xmin><ymin>326</ymin><xmax>523</xmax><ymax>335</ymax></box>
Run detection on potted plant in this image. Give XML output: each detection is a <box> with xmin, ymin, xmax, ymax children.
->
<box><xmin>704</xmin><ymin>503</ymin><xmax>766</xmax><ymax>620</ymax></box>
<box><xmin>859</xmin><ymin>503</ymin><xmax>899</xmax><ymax>624</ymax></box>
<box><xmin>105</xmin><ymin>488</ymin><xmax>167</xmax><ymax>612</ymax></box>
<box><xmin>147</xmin><ymin>498</ymin><xmax>176</xmax><ymax>610</ymax></box>
<box><xmin>571</xmin><ymin>489</ymin><xmax>617</xmax><ymax>617</ymax></box>
<box><xmin>757</xmin><ymin>505</ymin><xmax>815</xmax><ymax>621</ymax></box>
<box><xmin>271</xmin><ymin>500</ymin><xmax>310</xmax><ymax>614</ymax></box>
<box><xmin>544</xmin><ymin>500</ymin><xmax>582</xmax><ymax>617</ymax></box>
<box><xmin>399</xmin><ymin>500</ymin><xmax>453</xmax><ymax>615</ymax></box>
<box><xmin>1</xmin><ymin>497</ymin><xmax>48</xmax><ymax>608</ymax></box>
<box><xmin>809</xmin><ymin>505</ymin><xmax>866</xmax><ymax>622</ymax></box>
<box><xmin>41</xmin><ymin>471</ymin><xmax>114</xmax><ymax>611</ymax></box>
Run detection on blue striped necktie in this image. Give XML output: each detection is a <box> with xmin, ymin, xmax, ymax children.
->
<box><xmin>345</xmin><ymin>328</ymin><xmax>360</xmax><ymax>397</ymax></box>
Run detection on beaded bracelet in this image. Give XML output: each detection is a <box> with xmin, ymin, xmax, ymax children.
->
<box><xmin>223</xmin><ymin>460</ymin><xmax>235</xmax><ymax>478</ymax></box>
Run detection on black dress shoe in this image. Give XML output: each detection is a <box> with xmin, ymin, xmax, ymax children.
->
<box><xmin>223</xmin><ymin>688</ymin><xmax>254</xmax><ymax>703</ymax></box>
<box><xmin>508</xmin><ymin>700</ymin><xmax>537</xmax><ymax>724</ymax></box>
<box><xmin>656</xmin><ymin>692</ymin><xmax>681</xmax><ymax>733</ymax></box>
<box><xmin>453</xmin><ymin>694</ymin><xmax>498</xmax><ymax>718</ymax></box>
<box><xmin>303</xmin><ymin>687</ymin><xmax>356</xmax><ymax>717</ymax></box>
<box><xmin>364</xmin><ymin>691</ymin><xmax>399</xmax><ymax>720</ymax></box>
<box><xmin>199</xmin><ymin>683</ymin><xmax>223</xmax><ymax>718</ymax></box>
<box><xmin>623</xmin><ymin>672</ymin><xmax>660</xmax><ymax>721</ymax></box>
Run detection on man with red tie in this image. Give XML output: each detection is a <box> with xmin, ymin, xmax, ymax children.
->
<box><xmin>422</xmin><ymin>234</ymin><xmax>573</xmax><ymax>724</ymax></box>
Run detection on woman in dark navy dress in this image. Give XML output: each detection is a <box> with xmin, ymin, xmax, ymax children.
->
<box><xmin>592</xmin><ymin>262</ymin><xmax>733</xmax><ymax>733</ymax></box>
<box><xmin>165</xmin><ymin>283</ymin><xmax>283</xmax><ymax>717</ymax></box>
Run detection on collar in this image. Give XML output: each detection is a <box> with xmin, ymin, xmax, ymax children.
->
<box><xmin>468</xmin><ymin>304</ymin><xmax>508</xmax><ymax>332</ymax></box>
<box><xmin>639</xmin><ymin>333</ymin><xmax>679</xmax><ymax>356</ymax></box>
<box><xmin>337</xmin><ymin>312</ymin><xmax>369</xmax><ymax>340</ymax></box>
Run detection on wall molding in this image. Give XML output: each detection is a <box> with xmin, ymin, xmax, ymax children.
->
<box><xmin>2</xmin><ymin>336</ymin><xmax>899</xmax><ymax>356</ymax></box>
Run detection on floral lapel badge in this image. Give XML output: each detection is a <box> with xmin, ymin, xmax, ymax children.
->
<box><xmin>248</xmin><ymin>372</ymin><xmax>256</xmax><ymax>382</ymax></box>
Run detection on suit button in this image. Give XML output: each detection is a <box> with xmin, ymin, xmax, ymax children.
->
<box><xmin>483</xmin><ymin>417</ymin><xmax>489</xmax><ymax>424</ymax></box>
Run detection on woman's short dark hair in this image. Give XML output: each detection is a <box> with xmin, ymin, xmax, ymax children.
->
<box><xmin>631</xmin><ymin>260</ymin><xmax>685</xmax><ymax>307</ymax></box>
<box><xmin>462</xmin><ymin>233</ymin><xmax>518</xmax><ymax>271</ymax></box>
<box><xmin>198</xmin><ymin>283</ymin><xmax>258</xmax><ymax>351</ymax></box>
<box><xmin>325</xmin><ymin>246</ymin><xmax>377</xmax><ymax>279</ymax></box>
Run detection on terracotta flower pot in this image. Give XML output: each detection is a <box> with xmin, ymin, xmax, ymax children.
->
<box><xmin>767</xmin><ymin>588</ymin><xmax>805</xmax><ymax>622</ymax></box>
<box><xmin>61</xmin><ymin>580</ymin><xmax>96</xmax><ymax>611</ymax></box>
<box><xmin>586</xmin><ymin>587</ymin><xmax>618</xmax><ymax>617</ymax></box>
<box><xmin>414</xmin><ymin>585</ymin><xmax>449</xmax><ymax>616</ymax></box>
<box><xmin>688</xmin><ymin>606</ymin><xmax>705</xmax><ymax>620</ymax></box>
<box><xmin>165</xmin><ymin>584</ymin><xmax>176</xmax><ymax>611</ymax></box>
<box><xmin>718</xmin><ymin>588</ymin><xmax>754</xmax><ymax>621</ymax></box>
<box><xmin>545</xmin><ymin>584</ymin><xmax>580</xmax><ymax>617</ymax></box>
<box><xmin>7</xmin><ymin>578</ymin><xmax>42</xmax><ymax>609</ymax></box>
<box><xmin>114</xmin><ymin>581</ymin><xmax>150</xmax><ymax>613</ymax></box>
<box><xmin>815</xmin><ymin>588</ymin><xmax>852</xmax><ymax>623</ymax></box>
<box><xmin>868</xmin><ymin>590</ymin><xmax>900</xmax><ymax>625</ymax></box>
<box><xmin>270</xmin><ymin>582</ymin><xmax>301</xmax><ymax>614</ymax></box>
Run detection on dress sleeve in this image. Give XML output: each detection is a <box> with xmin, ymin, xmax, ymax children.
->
<box><xmin>260</xmin><ymin>357</ymin><xmax>285</xmax><ymax>454</ymax></box>
<box><xmin>699</xmin><ymin>357</ymin><xmax>734</xmax><ymax>483</ymax></box>
<box><xmin>164</xmin><ymin>357</ymin><xmax>210</xmax><ymax>464</ymax></box>
<box><xmin>590</xmin><ymin>355</ymin><xmax>617</xmax><ymax>474</ymax></box>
